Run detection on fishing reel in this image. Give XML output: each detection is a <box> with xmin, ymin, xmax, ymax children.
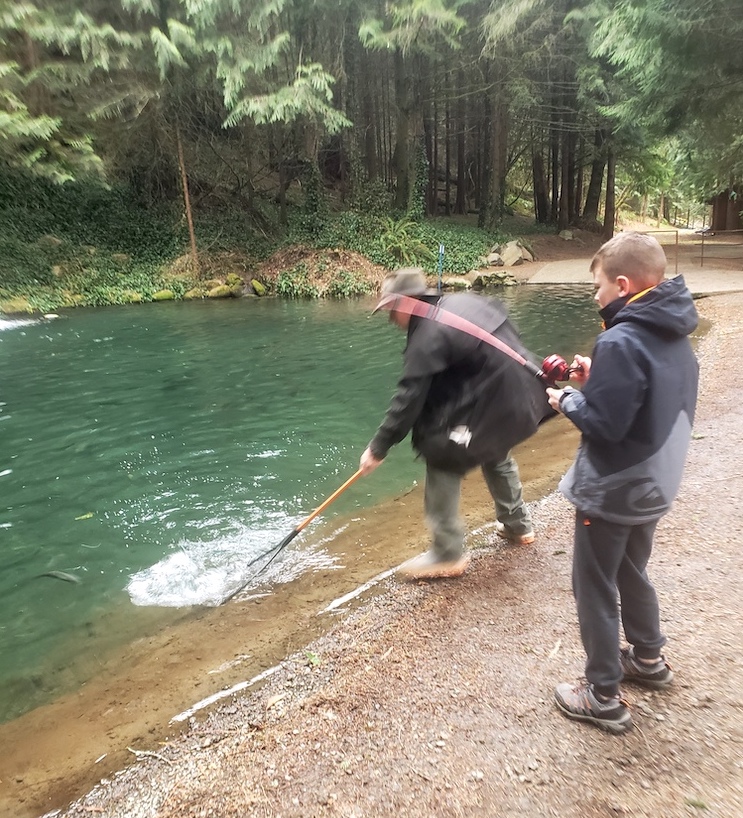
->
<box><xmin>541</xmin><ymin>353</ymin><xmax>582</xmax><ymax>382</ymax></box>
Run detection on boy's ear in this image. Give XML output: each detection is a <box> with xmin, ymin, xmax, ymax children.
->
<box><xmin>615</xmin><ymin>275</ymin><xmax>632</xmax><ymax>297</ymax></box>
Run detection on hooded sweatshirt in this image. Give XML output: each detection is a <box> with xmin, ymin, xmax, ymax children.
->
<box><xmin>558</xmin><ymin>274</ymin><xmax>699</xmax><ymax>524</ymax></box>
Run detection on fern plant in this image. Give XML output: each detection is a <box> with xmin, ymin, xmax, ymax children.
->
<box><xmin>379</xmin><ymin>217</ymin><xmax>435</xmax><ymax>266</ymax></box>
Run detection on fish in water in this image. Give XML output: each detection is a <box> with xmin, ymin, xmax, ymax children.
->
<box><xmin>36</xmin><ymin>570</ymin><xmax>81</xmax><ymax>584</ymax></box>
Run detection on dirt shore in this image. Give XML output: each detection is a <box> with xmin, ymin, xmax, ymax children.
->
<box><xmin>41</xmin><ymin>272</ymin><xmax>743</xmax><ymax>813</ymax></box>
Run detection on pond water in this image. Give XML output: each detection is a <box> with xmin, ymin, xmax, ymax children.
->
<box><xmin>0</xmin><ymin>287</ymin><xmax>599</xmax><ymax>723</ymax></box>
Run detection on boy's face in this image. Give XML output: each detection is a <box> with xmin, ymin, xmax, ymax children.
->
<box><xmin>592</xmin><ymin>264</ymin><xmax>630</xmax><ymax>309</ymax></box>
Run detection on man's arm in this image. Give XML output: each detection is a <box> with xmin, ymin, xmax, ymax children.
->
<box><xmin>359</xmin><ymin>374</ymin><xmax>431</xmax><ymax>475</ymax></box>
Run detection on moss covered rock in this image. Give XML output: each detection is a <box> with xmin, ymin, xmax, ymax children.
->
<box><xmin>120</xmin><ymin>290</ymin><xmax>143</xmax><ymax>304</ymax></box>
<box><xmin>442</xmin><ymin>276</ymin><xmax>471</xmax><ymax>291</ymax></box>
<box><xmin>152</xmin><ymin>289</ymin><xmax>175</xmax><ymax>301</ymax></box>
<box><xmin>251</xmin><ymin>279</ymin><xmax>266</xmax><ymax>296</ymax></box>
<box><xmin>0</xmin><ymin>296</ymin><xmax>34</xmax><ymax>314</ymax></box>
<box><xmin>207</xmin><ymin>284</ymin><xmax>232</xmax><ymax>299</ymax></box>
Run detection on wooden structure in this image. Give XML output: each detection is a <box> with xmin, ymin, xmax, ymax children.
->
<box><xmin>710</xmin><ymin>186</ymin><xmax>743</xmax><ymax>231</ymax></box>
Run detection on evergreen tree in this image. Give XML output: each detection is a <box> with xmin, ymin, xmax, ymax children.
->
<box><xmin>595</xmin><ymin>0</ymin><xmax>743</xmax><ymax>190</ymax></box>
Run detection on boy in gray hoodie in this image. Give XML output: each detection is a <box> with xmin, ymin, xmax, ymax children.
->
<box><xmin>546</xmin><ymin>231</ymin><xmax>699</xmax><ymax>733</ymax></box>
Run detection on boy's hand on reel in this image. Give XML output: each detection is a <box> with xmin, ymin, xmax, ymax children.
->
<box><xmin>570</xmin><ymin>354</ymin><xmax>591</xmax><ymax>384</ymax></box>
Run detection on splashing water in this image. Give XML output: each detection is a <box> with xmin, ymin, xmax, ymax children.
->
<box><xmin>126</xmin><ymin>523</ymin><xmax>343</xmax><ymax>607</ymax></box>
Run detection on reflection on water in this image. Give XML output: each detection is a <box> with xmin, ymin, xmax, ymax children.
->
<box><xmin>0</xmin><ymin>286</ymin><xmax>598</xmax><ymax>721</ymax></box>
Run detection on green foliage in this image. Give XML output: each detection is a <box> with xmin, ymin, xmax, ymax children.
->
<box><xmin>326</xmin><ymin>269</ymin><xmax>374</xmax><ymax>299</ymax></box>
<box><xmin>194</xmin><ymin>206</ymin><xmax>280</xmax><ymax>260</ymax></box>
<box><xmin>408</xmin><ymin>142</ymin><xmax>428</xmax><ymax>221</ymax></box>
<box><xmin>0</xmin><ymin>170</ymin><xmax>183</xmax><ymax>310</ymax></box>
<box><xmin>0</xmin><ymin>2</ymin><xmax>136</xmax><ymax>180</ymax></box>
<box><xmin>0</xmin><ymin>164</ymin><xmax>519</xmax><ymax>313</ymax></box>
<box><xmin>378</xmin><ymin>217</ymin><xmax>435</xmax><ymax>266</ymax></box>
<box><xmin>295</xmin><ymin>161</ymin><xmax>329</xmax><ymax>241</ymax></box>
<box><xmin>304</xmin><ymin>650</ymin><xmax>321</xmax><ymax>668</ymax></box>
<box><xmin>0</xmin><ymin>172</ymin><xmax>181</xmax><ymax>256</ymax></box>
<box><xmin>223</xmin><ymin>63</ymin><xmax>351</xmax><ymax>134</ymax></box>
<box><xmin>274</xmin><ymin>262</ymin><xmax>319</xmax><ymax>299</ymax></box>
<box><xmin>416</xmin><ymin>222</ymin><xmax>505</xmax><ymax>275</ymax></box>
<box><xmin>594</xmin><ymin>0</ymin><xmax>743</xmax><ymax>187</ymax></box>
<box><xmin>359</xmin><ymin>0</ymin><xmax>468</xmax><ymax>55</ymax></box>
<box><xmin>288</xmin><ymin>208</ymin><xmax>506</xmax><ymax>276</ymax></box>
<box><xmin>349</xmin><ymin>177</ymin><xmax>392</xmax><ymax>217</ymax></box>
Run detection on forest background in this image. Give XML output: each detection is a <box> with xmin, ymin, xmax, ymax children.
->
<box><xmin>0</xmin><ymin>0</ymin><xmax>741</xmax><ymax>314</ymax></box>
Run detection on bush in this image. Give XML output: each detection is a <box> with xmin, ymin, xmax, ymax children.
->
<box><xmin>0</xmin><ymin>168</ymin><xmax>523</xmax><ymax>312</ymax></box>
<box><xmin>326</xmin><ymin>269</ymin><xmax>375</xmax><ymax>299</ymax></box>
<box><xmin>274</xmin><ymin>263</ymin><xmax>320</xmax><ymax>299</ymax></box>
<box><xmin>294</xmin><ymin>211</ymin><xmax>509</xmax><ymax>276</ymax></box>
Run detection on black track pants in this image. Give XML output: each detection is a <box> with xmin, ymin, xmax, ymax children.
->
<box><xmin>572</xmin><ymin>510</ymin><xmax>666</xmax><ymax>697</ymax></box>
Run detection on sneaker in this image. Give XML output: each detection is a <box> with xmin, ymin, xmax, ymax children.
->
<box><xmin>620</xmin><ymin>646</ymin><xmax>674</xmax><ymax>689</ymax></box>
<box><xmin>398</xmin><ymin>550</ymin><xmax>470</xmax><ymax>580</ymax></box>
<box><xmin>494</xmin><ymin>520</ymin><xmax>535</xmax><ymax>546</ymax></box>
<box><xmin>554</xmin><ymin>682</ymin><xmax>633</xmax><ymax>734</ymax></box>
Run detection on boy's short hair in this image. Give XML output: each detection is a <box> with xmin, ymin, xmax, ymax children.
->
<box><xmin>590</xmin><ymin>231</ymin><xmax>666</xmax><ymax>288</ymax></box>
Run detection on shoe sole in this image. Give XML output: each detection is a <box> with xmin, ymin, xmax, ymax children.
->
<box><xmin>555</xmin><ymin>700</ymin><xmax>633</xmax><ymax>735</ymax></box>
<box><xmin>398</xmin><ymin>555</ymin><xmax>471</xmax><ymax>580</ymax></box>
<box><xmin>494</xmin><ymin>525</ymin><xmax>535</xmax><ymax>546</ymax></box>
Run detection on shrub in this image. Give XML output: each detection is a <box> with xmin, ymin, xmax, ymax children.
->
<box><xmin>274</xmin><ymin>263</ymin><xmax>320</xmax><ymax>299</ymax></box>
<box><xmin>326</xmin><ymin>269</ymin><xmax>375</xmax><ymax>299</ymax></box>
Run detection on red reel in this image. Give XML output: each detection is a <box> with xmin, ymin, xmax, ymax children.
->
<box><xmin>541</xmin><ymin>354</ymin><xmax>572</xmax><ymax>382</ymax></box>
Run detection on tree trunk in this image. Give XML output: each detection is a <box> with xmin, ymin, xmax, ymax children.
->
<box><xmin>362</xmin><ymin>54</ymin><xmax>378</xmax><ymax>182</ymax></box>
<box><xmin>602</xmin><ymin>144</ymin><xmax>616</xmax><ymax>240</ymax></box>
<box><xmin>558</xmin><ymin>133</ymin><xmax>570</xmax><ymax>232</ymax></box>
<box><xmin>430</xmin><ymin>87</ymin><xmax>438</xmax><ymax>216</ymax></box>
<box><xmin>392</xmin><ymin>49</ymin><xmax>412</xmax><ymax>210</ymax></box>
<box><xmin>444</xmin><ymin>79</ymin><xmax>451</xmax><ymax>217</ymax></box>
<box><xmin>725</xmin><ymin>186</ymin><xmax>741</xmax><ymax>229</ymax></box>
<box><xmin>574</xmin><ymin>136</ymin><xmax>584</xmax><ymax>220</ymax></box>
<box><xmin>477</xmin><ymin>88</ymin><xmax>491</xmax><ymax>228</ymax></box>
<box><xmin>278</xmin><ymin>160</ymin><xmax>287</xmax><ymax>226</ymax></box>
<box><xmin>566</xmin><ymin>131</ymin><xmax>576</xmax><ymax>223</ymax></box>
<box><xmin>455</xmin><ymin>69</ymin><xmax>467</xmax><ymax>215</ymax></box>
<box><xmin>487</xmin><ymin>86</ymin><xmax>508</xmax><ymax>228</ymax></box>
<box><xmin>583</xmin><ymin>128</ymin><xmax>606</xmax><ymax>222</ymax></box>
<box><xmin>423</xmin><ymin>100</ymin><xmax>435</xmax><ymax>216</ymax></box>
<box><xmin>176</xmin><ymin>122</ymin><xmax>199</xmax><ymax>276</ymax></box>
<box><xmin>380</xmin><ymin>57</ymin><xmax>391</xmax><ymax>186</ymax></box>
<box><xmin>549</xmin><ymin>128</ymin><xmax>559</xmax><ymax>224</ymax></box>
<box><xmin>532</xmin><ymin>148</ymin><xmax>549</xmax><ymax>224</ymax></box>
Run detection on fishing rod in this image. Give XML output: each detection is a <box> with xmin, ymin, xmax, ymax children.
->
<box><xmin>221</xmin><ymin>469</ymin><xmax>364</xmax><ymax>604</ymax></box>
<box><xmin>375</xmin><ymin>292</ymin><xmax>580</xmax><ymax>384</ymax></box>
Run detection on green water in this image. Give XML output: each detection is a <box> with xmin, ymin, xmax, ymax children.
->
<box><xmin>0</xmin><ymin>287</ymin><xmax>599</xmax><ymax>721</ymax></box>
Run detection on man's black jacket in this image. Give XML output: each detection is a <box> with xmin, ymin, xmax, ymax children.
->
<box><xmin>369</xmin><ymin>292</ymin><xmax>555</xmax><ymax>474</ymax></box>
